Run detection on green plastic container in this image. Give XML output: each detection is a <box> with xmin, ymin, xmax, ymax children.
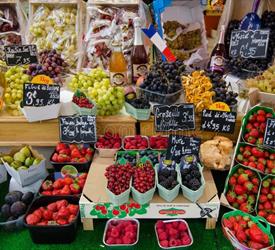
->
<box><xmin>235</xmin><ymin>142</ymin><xmax>275</xmax><ymax>175</ymax></box>
<box><xmin>255</xmin><ymin>174</ymin><xmax>275</xmax><ymax>227</ymax></box>
<box><xmin>222</xmin><ymin>210</ymin><xmax>274</xmax><ymax>250</ymax></box>
<box><xmin>124</xmin><ymin>102</ymin><xmax>151</xmax><ymax>121</ymax></box>
<box><xmin>131</xmin><ymin>164</ymin><xmax>156</xmax><ymax>205</ymax></box>
<box><xmin>241</xmin><ymin>105</ymin><xmax>275</xmax><ymax>146</ymax></box>
<box><xmin>178</xmin><ymin>163</ymin><xmax>205</xmax><ymax>203</ymax></box>
<box><xmin>223</xmin><ymin>164</ymin><xmax>262</xmax><ymax>213</ymax></box>
<box><xmin>156</xmin><ymin>164</ymin><xmax>180</xmax><ymax>202</ymax></box>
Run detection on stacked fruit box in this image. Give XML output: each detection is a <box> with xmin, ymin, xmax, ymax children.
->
<box><xmin>221</xmin><ymin>105</ymin><xmax>275</xmax><ymax>226</ymax></box>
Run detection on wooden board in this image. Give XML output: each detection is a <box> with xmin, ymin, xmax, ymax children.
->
<box><xmin>140</xmin><ymin>115</ymin><xmax>242</xmax><ymax>143</ymax></box>
<box><xmin>0</xmin><ymin>113</ymin><xmax>136</xmax><ymax>146</ymax></box>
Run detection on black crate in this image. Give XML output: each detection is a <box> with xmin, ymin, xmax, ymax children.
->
<box><xmin>24</xmin><ymin>196</ymin><xmax>79</xmax><ymax>244</ymax></box>
<box><xmin>50</xmin><ymin>149</ymin><xmax>94</xmax><ymax>173</ymax></box>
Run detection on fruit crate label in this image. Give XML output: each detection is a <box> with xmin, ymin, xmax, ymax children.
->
<box><xmin>154</xmin><ymin>104</ymin><xmax>195</xmax><ymax>132</ymax></box>
<box><xmin>263</xmin><ymin>118</ymin><xmax>275</xmax><ymax>148</ymax></box>
<box><xmin>229</xmin><ymin>29</ymin><xmax>270</xmax><ymax>58</ymax></box>
<box><xmin>166</xmin><ymin>135</ymin><xmax>201</xmax><ymax>163</ymax></box>
<box><xmin>59</xmin><ymin>115</ymin><xmax>97</xmax><ymax>143</ymax></box>
<box><xmin>201</xmin><ymin>109</ymin><xmax>237</xmax><ymax>133</ymax></box>
<box><xmin>23</xmin><ymin>83</ymin><xmax>60</xmax><ymax>107</ymax></box>
<box><xmin>4</xmin><ymin>45</ymin><xmax>38</xmax><ymax>66</ymax></box>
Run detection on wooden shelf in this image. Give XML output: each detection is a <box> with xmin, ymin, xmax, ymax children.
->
<box><xmin>0</xmin><ymin>113</ymin><xmax>137</xmax><ymax>146</ymax></box>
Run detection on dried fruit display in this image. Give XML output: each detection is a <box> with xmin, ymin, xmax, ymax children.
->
<box><xmin>84</xmin><ymin>6</ymin><xmax>138</xmax><ymax>70</ymax></box>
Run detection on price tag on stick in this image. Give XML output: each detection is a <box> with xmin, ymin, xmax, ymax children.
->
<box><xmin>59</xmin><ymin>115</ymin><xmax>97</xmax><ymax>143</ymax></box>
<box><xmin>263</xmin><ymin>118</ymin><xmax>275</xmax><ymax>148</ymax></box>
<box><xmin>201</xmin><ymin>109</ymin><xmax>237</xmax><ymax>133</ymax></box>
<box><xmin>229</xmin><ymin>29</ymin><xmax>270</xmax><ymax>58</ymax></box>
<box><xmin>166</xmin><ymin>135</ymin><xmax>201</xmax><ymax>163</ymax></box>
<box><xmin>4</xmin><ymin>45</ymin><xmax>38</xmax><ymax>66</ymax></box>
<box><xmin>23</xmin><ymin>83</ymin><xmax>60</xmax><ymax>107</ymax></box>
<box><xmin>154</xmin><ymin>104</ymin><xmax>195</xmax><ymax>132</ymax></box>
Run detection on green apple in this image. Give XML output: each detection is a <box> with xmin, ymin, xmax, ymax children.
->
<box><xmin>18</xmin><ymin>166</ymin><xmax>28</xmax><ymax>170</ymax></box>
<box><xmin>33</xmin><ymin>158</ymin><xmax>42</xmax><ymax>166</ymax></box>
<box><xmin>2</xmin><ymin>155</ymin><xmax>13</xmax><ymax>164</ymax></box>
<box><xmin>11</xmin><ymin>160</ymin><xmax>22</xmax><ymax>169</ymax></box>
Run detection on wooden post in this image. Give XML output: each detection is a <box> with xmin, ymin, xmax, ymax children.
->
<box><xmin>82</xmin><ymin>218</ymin><xmax>94</xmax><ymax>231</ymax></box>
<box><xmin>205</xmin><ymin>218</ymin><xmax>217</xmax><ymax>229</ymax></box>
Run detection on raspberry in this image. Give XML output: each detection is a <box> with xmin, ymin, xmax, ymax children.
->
<box><xmin>169</xmin><ymin>239</ymin><xmax>178</xmax><ymax>247</ymax></box>
<box><xmin>172</xmin><ymin>221</ymin><xmax>179</xmax><ymax>229</ymax></box>
<box><xmin>160</xmin><ymin>240</ymin><xmax>169</xmax><ymax>247</ymax></box>
<box><xmin>157</xmin><ymin>228</ymin><xmax>164</xmax><ymax>235</ymax></box>
<box><xmin>165</xmin><ymin>223</ymin><xmax>173</xmax><ymax>230</ymax></box>
<box><xmin>156</xmin><ymin>220</ymin><xmax>165</xmax><ymax>229</ymax></box>
<box><xmin>182</xmin><ymin>236</ymin><xmax>191</xmax><ymax>245</ymax></box>
<box><xmin>178</xmin><ymin>222</ymin><xmax>187</xmax><ymax>232</ymax></box>
<box><xmin>106</xmin><ymin>237</ymin><xmax>115</xmax><ymax>244</ymax></box>
<box><xmin>122</xmin><ymin>236</ymin><xmax>132</xmax><ymax>244</ymax></box>
<box><xmin>125</xmin><ymin>231</ymin><xmax>135</xmax><ymax>240</ymax></box>
<box><xmin>158</xmin><ymin>231</ymin><xmax>168</xmax><ymax>241</ymax></box>
<box><xmin>110</xmin><ymin>228</ymin><xmax>120</xmax><ymax>238</ymax></box>
<box><xmin>116</xmin><ymin>239</ymin><xmax>122</xmax><ymax>244</ymax></box>
<box><xmin>168</xmin><ymin>228</ymin><xmax>178</xmax><ymax>236</ymax></box>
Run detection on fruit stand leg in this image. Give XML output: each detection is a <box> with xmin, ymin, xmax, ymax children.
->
<box><xmin>205</xmin><ymin>218</ymin><xmax>216</xmax><ymax>229</ymax></box>
<box><xmin>81</xmin><ymin>218</ymin><xmax>94</xmax><ymax>231</ymax></box>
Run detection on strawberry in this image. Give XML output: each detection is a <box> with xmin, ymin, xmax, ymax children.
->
<box><xmin>256</xmin><ymin>115</ymin><xmax>265</xmax><ymax>123</ymax></box>
<box><xmin>243</xmin><ymin>150</ymin><xmax>251</xmax><ymax>158</ymax></box>
<box><xmin>236</xmin><ymin>229</ymin><xmax>247</xmax><ymax>242</ymax></box>
<box><xmin>63</xmin><ymin>177</ymin><xmax>73</xmax><ymax>185</ymax></box>
<box><xmin>42</xmin><ymin>180</ymin><xmax>53</xmax><ymax>191</ymax></box>
<box><xmin>261</xmin><ymin>187</ymin><xmax>269</xmax><ymax>195</ymax></box>
<box><xmin>247</xmin><ymin>137</ymin><xmax>256</xmax><ymax>144</ymax></box>
<box><xmin>251</xmin><ymin>185</ymin><xmax>259</xmax><ymax>194</ymax></box>
<box><xmin>57</xmin><ymin>219</ymin><xmax>68</xmax><ymax>225</ymax></box>
<box><xmin>256</xmin><ymin>138</ymin><xmax>263</xmax><ymax>145</ymax></box>
<box><xmin>247</xmin><ymin>194</ymin><xmax>255</xmax><ymax>204</ymax></box>
<box><xmin>251</xmin><ymin>147</ymin><xmax>264</xmax><ymax>158</ymax></box>
<box><xmin>236</xmin><ymin>154</ymin><xmax>244</xmax><ymax>162</ymax></box>
<box><xmin>248</xmin><ymin>155</ymin><xmax>257</xmax><ymax>162</ymax></box>
<box><xmin>41</xmin><ymin>191</ymin><xmax>52</xmax><ymax>196</ymax></box>
<box><xmin>256</xmin><ymin>163</ymin><xmax>265</xmax><ymax>172</ymax></box>
<box><xmin>69</xmin><ymin>183</ymin><xmax>80</xmax><ymax>194</ymax></box>
<box><xmin>258</xmin><ymin>158</ymin><xmax>266</xmax><ymax>165</ymax></box>
<box><xmin>251</xmin><ymin>177</ymin><xmax>260</xmax><ymax>186</ymax></box>
<box><xmin>51</xmin><ymin>153</ymin><xmax>59</xmax><ymax>162</ymax></box>
<box><xmin>26</xmin><ymin>214</ymin><xmax>40</xmax><ymax>225</ymax></box>
<box><xmin>57</xmin><ymin>206</ymin><xmax>70</xmax><ymax>220</ymax></box>
<box><xmin>248</xmin><ymin>162</ymin><xmax>257</xmax><ymax>169</ymax></box>
<box><xmin>42</xmin><ymin>210</ymin><xmax>53</xmax><ymax>220</ymax></box>
<box><xmin>259</xmin><ymin>194</ymin><xmax>267</xmax><ymax>203</ymax></box>
<box><xmin>234</xmin><ymin>185</ymin><xmax>245</xmax><ymax>195</ymax></box>
<box><xmin>244</xmin><ymin>169</ymin><xmax>254</xmax><ymax>177</ymax></box>
<box><xmin>237</xmin><ymin>174</ymin><xmax>249</xmax><ymax>185</ymax></box>
<box><xmin>243</xmin><ymin>181</ymin><xmax>253</xmax><ymax>191</ymax></box>
<box><xmin>240</xmin><ymin>203</ymin><xmax>253</xmax><ymax>213</ymax></box>
<box><xmin>47</xmin><ymin>202</ymin><xmax>57</xmax><ymax>212</ymax></box>
<box><xmin>257</xmin><ymin>109</ymin><xmax>266</xmax><ymax>116</ymax></box>
<box><xmin>262</xmin><ymin>180</ymin><xmax>270</xmax><ymax>188</ymax></box>
<box><xmin>263</xmin><ymin>201</ymin><xmax>272</xmax><ymax>210</ymax></box>
<box><xmin>222</xmin><ymin>218</ymin><xmax>233</xmax><ymax>229</ymax></box>
<box><xmin>249</xmin><ymin>129</ymin><xmax>259</xmax><ymax>138</ymax></box>
<box><xmin>53</xmin><ymin>179</ymin><xmax>64</xmax><ymax>189</ymax></box>
<box><xmin>257</xmin><ymin>210</ymin><xmax>267</xmax><ymax>218</ymax></box>
<box><xmin>56</xmin><ymin>200</ymin><xmax>68</xmax><ymax>210</ymax></box>
<box><xmin>79</xmin><ymin>173</ymin><xmax>88</xmax><ymax>180</ymax></box>
<box><xmin>56</xmin><ymin>143</ymin><xmax>67</xmax><ymax>153</ymax></box>
<box><xmin>60</xmin><ymin>185</ymin><xmax>71</xmax><ymax>195</ymax></box>
<box><xmin>228</xmin><ymin>176</ymin><xmax>237</xmax><ymax>185</ymax></box>
<box><xmin>67</xmin><ymin>204</ymin><xmax>79</xmax><ymax>216</ymax></box>
<box><xmin>236</xmin><ymin>194</ymin><xmax>247</xmax><ymax>204</ymax></box>
<box><xmin>266</xmin><ymin>214</ymin><xmax>275</xmax><ymax>224</ymax></box>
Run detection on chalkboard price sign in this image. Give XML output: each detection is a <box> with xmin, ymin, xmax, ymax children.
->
<box><xmin>229</xmin><ymin>29</ymin><xmax>270</xmax><ymax>58</ymax></box>
<box><xmin>154</xmin><ymin>103</ymin><xmax>195</xmax><ymax>132</ymax></box>
<box><xmin>166</xmin><ymin>135</ymin><xmax>201</xmax><ymax>163</ymax></box>
<box><xmin>201</xmin><ymin>110</ymin><xmax>237</xmax><ymax>133</ymax></box>
<box><xmin>23</xmin><ymin>83</ymin><xmax>60</xmax><ymax>107</ymax></box>
<box><xmin>263</xmin><ymin>118</ymin><xmax>275</xmax><ymax>148</ymax></box>
<box><xmin>59</xmin><ymin>115</ymin><xmax>97</xmax><ymax>143</ymax></box>
<box><xmin>4</xmin><ymin>45</ymin><xmax>38</xmax><ymax>66</ymax></box>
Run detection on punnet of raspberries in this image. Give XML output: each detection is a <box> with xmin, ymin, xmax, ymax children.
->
<box><xmin>104</xmin><ymin>219</ymin><xmax>138</xmax><ymax>245</ymax></box>
<box><xmin>105</xmin><ymin>163</ymin><xmax>134</xmax><ymax>195</ymax></box>
<box><xmin>155</xmin><ymin>220</ymin><xmax>192</xmax><ymax>248</ymax></box>
<box><xmin>123</xmin><ymin>135</ymin><xmax>148</xmax><ymax>150</ymax></box>
<box><xmin>133</xmin><ymin>161</ymin><xmax>155</xmax><ymax>193</ymax></box>
<box><xmin>96</xmin><ymin>131</ymin><xmax>122</xmax><ymax>149</ymax></box>
<box><xmin>149</xmin><ymin>135</ymin><xmax>168</xmax><ymax>149</ymax></box>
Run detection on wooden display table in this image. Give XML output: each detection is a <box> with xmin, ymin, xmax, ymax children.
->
<box><xmin>80</xmin><ymin>155</ymin><xmax>220</xmax><ymax>231</ymax></box>
<box><xmin>0</xmin><ymin>113</ymin><xmax>136</xmax><ymax>146</ymax></box>
<box><xmin>140</xmin><ymin>115</ymin><xmax>243</xmax><ymax>143</ymax></box>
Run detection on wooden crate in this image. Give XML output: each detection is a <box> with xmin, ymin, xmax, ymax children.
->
<box><xmin>0</xmin><ymin>113</ymin><xmax>136</xmax><ymax>146</ymax></box>
<box><xmin>140</xmin><ymin>115</ymin><xmax>242</xmax><ymax>143</ymax></box>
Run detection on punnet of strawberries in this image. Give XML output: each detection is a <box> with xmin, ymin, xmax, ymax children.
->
<box><xmin>96</xmin><ymin>131</ymin><xmax>121</xmax><ymax>149</ymax></box>
<box><xmin>222</xmin><ymin>214</ymin><xmax>272</xmax><ymax>250</ymax></box>
<box><xmin>40</xmin><ymin>173</ymin><xmax>87</xmax><ymax>196</ymax></box>
<box><xmin>235</xmin><ymin>144</ymin><xmax>275</xmax><ymax>174</ymax></box>
<box><xmin>104</xmin><ymin>219</ymin><xmax>138</xmax><ymax>245</ymax></box>
<box><xmin>72</xmin><ymin>92</ymin><xmax>94</xmax><ymax>109</ymax></box>
<box><xmin>51</xmin><ymin>143</ymin><xmax>94</xmax><ymax>163</ymax></box>
<box><xmin>149</xmin><ymin>135</ymin><xmax>168</xmax><ymax>149</ymax></box>
<box><xmin>155</xmin><ymin>220</ymin><xmax>192</xmax><ymax>248</ymax></box>
<box><xmin>257</xmin><ymin>176</ymin><xmax>275</xmax><ymax>225</ymax></box>
<box><xmin>26</xmin><ymin>200</ymin><xmax>79</xmax><ymax>226</ymax></box>
<box><xmin>243</xmin><ymin>108</ymin><xmax>273</xmax><ymax>145</ymax></box>
<box><xmin>225</xmin><ymin>167</ymin><xmax>260</xmax><ymax>213</ymax></box>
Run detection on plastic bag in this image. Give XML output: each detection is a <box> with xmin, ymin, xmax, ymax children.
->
<box><xmin>28</xmin><ymin>3</ymin><xmax>81</xmax><ymax>69</ymax></box>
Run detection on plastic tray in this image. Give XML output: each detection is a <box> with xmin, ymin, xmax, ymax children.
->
<box><xmin>122</xmin><ymin>136</ymin><xmax>149</xmax><ymax>151</ymax></box>
<box><xmin>95</xmin><ymin>136</ymin><xmax>122</xmax><ymax>158</ymax></box>
<box><xmin>103</xmin><ymin>219</ymin><xmax>140</xmax><ymax>249</ymax></box>
<box><xmin>156</xmin><ymin>164</ymin><xmax>180</xmax><ymax>202</ymax></box>
<box><xmin>24</xmin><ymin>196</ymin><xmax>79</xmax><ymax>244</ymax></box>
<box><xmin>50</xmin><ymin>148</ymin><xmax>94</xmax><ymax>173</ymax></box>
<box><xmin>149</xmin><ymin>135</ymin><xmax>169</xmax><ymax>150</ymax></box>
<box><xmin>155</xmin><ymin>219</ymin><xmax>193</xmax><ymax>249</ymax></box>
<box><xmin>136</xmin><ymin>87</ymin><xmax>182</xmax><ymax>105</ymax></box>
<box><xmin>222</xmin><ymin>210</ymin><xmax>274</xmax><ymax>250</ymax></box>
<box><xmin>124</xmin><ymin>102</ymin><xmax>151</xmax><ymax>121</ymax></box>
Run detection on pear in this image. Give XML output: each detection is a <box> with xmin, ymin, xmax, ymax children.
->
<box><xmin>25</xmin><ymin>157</ymin><xmax>34</xmax><ymax>167</ymax></box>
<box><xmin>19</xmin><ymin>146</ymin><xmax>31</xmax><ymax>158</ymax></box>
<box><xmin>18</xmin><ymin>166</ymin><xmax>28</xmax><ymax>170</ymax></box>
<box><xmin>13</xmin><ymin>152</ymin><xmax>26</xmax><ymax>163</ymax></box>
<box><xmin>2</xmin><ymin>155</ymin><xmax>13</xmax><ymax>164</ymax></box>
<box><xmin>33</xmin><ymin>158</ymin><xmax>42</xmax><ymax>166</ymax></box>
<box><xmin>11</xmin><ymin>161</ymin><xmax>22</xmax><ymax>169</ymax></box>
